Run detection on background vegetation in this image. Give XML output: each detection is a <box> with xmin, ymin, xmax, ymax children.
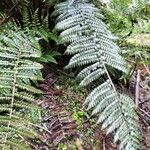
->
<box><xmin>0</xmin><ymin>0</ymin><xmax>149</xmax><ymax>149</ymax></box>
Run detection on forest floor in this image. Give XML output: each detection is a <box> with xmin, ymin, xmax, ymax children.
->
<box><xmin>35</xmin><ymin>64</ymin><xmax>150</xmax><ymax>150</ymax></box>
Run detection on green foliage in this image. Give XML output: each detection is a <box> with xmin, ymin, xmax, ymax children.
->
<box><xmin>47</xmin><ymin>0</ymin><xmax>64</xmax><ymax>5</ymax></box>
<box><xmin>104</xmin><ymin>11</ymin><xmax>132</xmax><ymax>35</ymax></box>
<box><xmin>110</xmin><ymin>0</ymin><xmax>131</xmax><ymax>12</ymax></box>
<box><xmin>0</xmin><ymin>0</ymin><xmax>47</xmax><ymax>27</ymax></box>
<box><xmin>127</xmin><ymin>0</ymin><xmax>150</xmax><ymax>19</ymax></box>
<box><xmin>0</xmin><ymin>31</ymin><xmax>43</xmax><ymax>149</ymax></box>
<box><xmin>97</xmin><ymin>0</ymin><xmax>150</xmax><ymax>37</ymax></box>
<box><xmin>72</xmin><ymin>111</ymin><xmax>84</xmax><ymax>124</ymax></box>
<box><xmin>25</xmin><ymin>27</ymin><xmax>61</xmax><ymax>63</ymax></box>
<box><xmin>57</xmin><ymin>143</ymin><xmax>67</xmax><ymax>150</ymax></box>
<box><xmin>0</xmin><ymin>0</ymin><xmax>62</xmax><ymax>65</ymax></box>
<box><xmin>54</xmin><ymin>0</ymin><xmax>140</xmax><ymax>150</ymax></box>
<box><xmin>38</xmin><ymin>51</ymin><xmax>61</xmax><ymax>63</ymax></box>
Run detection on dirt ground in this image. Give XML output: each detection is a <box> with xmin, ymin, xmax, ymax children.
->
<box><xmin>35</xmin><ymin>65</ymin><xmax>150</xmax><ymax>150</ymax></box>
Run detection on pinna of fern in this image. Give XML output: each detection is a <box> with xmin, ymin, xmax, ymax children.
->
<box><xmin>53</xmin><ymin>0</ymin><xmax>140</xmax><ymax>150</ymax></box>
<box><xmin>0</xmin><ymin>31</ymin><xmax>43</xmax><ymax>150</ymax></box>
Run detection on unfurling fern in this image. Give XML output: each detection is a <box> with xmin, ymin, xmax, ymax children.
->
<box><xmin>53</xmin><ymin>0</ymin><xmax>140</xmax><ymax>150</ymax></box>
<box><xmin>0</xmin><ymin>31</ymin><xmax>43</xmax><ymax>149</ymax></box>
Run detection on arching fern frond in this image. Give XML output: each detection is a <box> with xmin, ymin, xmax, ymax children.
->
<box><xmin>0</xmin><ymin>31</ymin><xmax>43</xmax><ymax>150</ymax></box>
<box><xmin>54</xmin><ymin>0</ymin><xmax>140</xmax><ymax>150</ymax></box>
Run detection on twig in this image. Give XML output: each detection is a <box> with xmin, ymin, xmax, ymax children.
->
<box><xmin>29</xmin><ymin>123</ymin><xmax>52</xmax><ymax>134</ymax></box>
<box><xmin>142</xmin><ymin>62</ymin><xmax>150</xmax><ymax>76</ymax></box>
<box><xmin>139</xmin><ymin>55</ymin><xmax>150</xmax><ymax>76</ymax></box>
<box><xmin>135</xmin><ymin>70</ymin><xmax>141</xmax><ymax>108</ymax></box>
<box><xmin>139</xmin><ymin>99</ymin><xmax>150</xmax><ymax>105</ymax></box>
<box><xmin>0</xmin><ymin>3</ymin><xmax>18</xmax><ymax>25</ymax></box>
<box><xmin>125</xmin><ymin>59</ymin><xmax>136</xmax><ymax>65</ymax></box>
<box><xmin>127</xmin><ymin>58</ymin><xmax>138</xmax><ymax>82</ymax></box>
<box><xmin>75</xmin><ymin>138</ymin><xmax>83</xmax><ymax>150</ymax></box>
<box><xmin>138</xmin><ymin>108</ymin><xmax>150</xmax><ymax>119</ymax></box>
<box><xmin>19</xmin><ymin>135</ymin><xmax>38</xmax><ymax>150</ymax></box>
<box><xmin>103</xmin><ymin>138</ymin><xmax>106</xmax><ymax>150</ymax></box>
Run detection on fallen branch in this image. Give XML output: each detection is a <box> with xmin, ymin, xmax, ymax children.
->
<box><xmin>0</xmin><ymin>3</ymin><xmax>18</xmax><ymax>25</ymax></box>
<box><xmin>139</xmin><ymin>108</ymin><xmax>150</xmax><ymax>119</ymax></box>
<box><xmin>135</xmin><ymin>70</ymin><xmax>141</xmax><ymax>108</ymax></box>
<box><xmin>76</xmin><ymin>138</ymin><xmax>83</xmax><ymax>150</ymax></box>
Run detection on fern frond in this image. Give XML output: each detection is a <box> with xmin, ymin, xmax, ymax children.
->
<box><xmin>16</xmin><ymin>84</ymin><xmax>42</xmax><ymax>94</ymax></box>
<box><xmin>6</xmin><ymin>139</ymin><xmax>31</xmax><ymax>150</ymax></box>
<box><xmin>14</xmin><ymin>101</ymin><xmax>40</xmax><ymax>110</ymax></box>
<box><xmin>54</xmin><ymin>1</ymin><xmax>140</xmax><ymax>150</ymax></box>
<box><xmin>0</xmin><ymin>31</ymin><xmax>43</xmax><ymax>149</ymax></box>
<box><xmin>0</xmin><ymin>127</ymin><xmax>36</xmax><ymax>139</ymax></box>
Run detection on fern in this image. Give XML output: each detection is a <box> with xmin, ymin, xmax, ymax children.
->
<box><xmin>53</xmin><ymin>0</ymin><xmax>140</xmax><ymax>150</ymax></box>
<box><xmin>0</xmin><ymin>31</ymin><xmax>43</xmax><ymax>149</ymax></box>
<box><xmin>22</xmin><ymin>7</ymin><xmax>42</xmax><ymax>28</ymax></box>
